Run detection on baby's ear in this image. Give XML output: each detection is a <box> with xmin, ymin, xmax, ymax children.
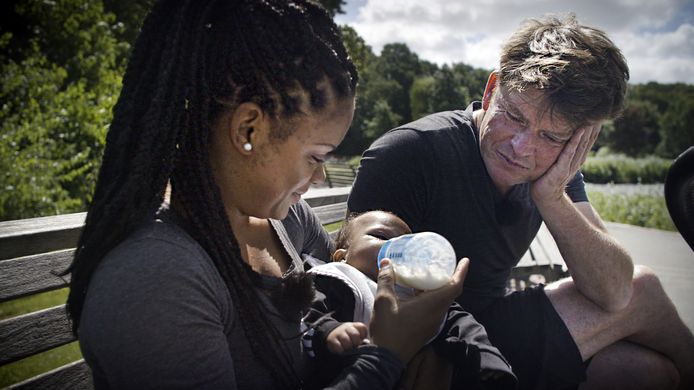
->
<box><xmin>332</xmin><ymin>248</ymin><xmax>347</xmax><ymax>262</ymax></box>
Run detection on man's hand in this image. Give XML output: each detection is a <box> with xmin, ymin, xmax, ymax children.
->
<box><xmin>369</xmin><ymin>258</ymin><xmax>469</xmax><ymax>363</ymax></box>
<box><xmin>326</xmin><ymin>322</ymin><xmax>369</xmax><ymax>354</ymax></box>
<box><xmin>531</xmin><ymin>123</ymin><xmax>601</xmax><ymax>204</ymax></box>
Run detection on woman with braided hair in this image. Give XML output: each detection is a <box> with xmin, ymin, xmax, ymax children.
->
<box><xmin>65</xmin><ymin>0</ymin><xmax>467</xmax><ymax>388</ymax></box>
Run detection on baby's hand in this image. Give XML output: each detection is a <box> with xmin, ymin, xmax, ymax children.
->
<box><xmin>326</xmin><ymin>322</ymin><xmax>369</xmax><ymax>354</ymax></box>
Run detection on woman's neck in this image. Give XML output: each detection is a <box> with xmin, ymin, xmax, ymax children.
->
<box><xmin>229</xmin><ymin>212</ymin><xmax>291</xmax><ymax>278</ymax></box>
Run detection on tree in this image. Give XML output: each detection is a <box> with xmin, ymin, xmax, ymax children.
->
<box><xmin>364</xmin><ymin>100</ymin><xmax>402</xmax><ymax>141</ymax></box>
<box><xmin>339</xmin><ymin>25</ymin><xmax>376</xmax><ymax>74</ymax></box>
<box><xmin>335</xmin><ymin>25</ymin><xmax>378</xmax><ymax>155</ymax></box>
<box><xmin>102</xmin><ymin>0</ymin><xmax>156</xmax><ymax>49</ymax></box>
<box><xmin>373</xmin><ymin>43</ymin><xmax>421</xmax><ymax>123</ymax></box>
<box><xmin>451</xmin><ymin>63</ymin><xmax>490</xmax><ymax>101</ymax></box>
<box><xmin>410</xmin><ymin>76</ymin><xmax>436</xmax><ymax>120</ymax></box>
<box><xmin>317</xmin><ymin>0</ymin><xmax>346</xmax><ymax>17</ymax></box>
<box><xmin>0</xmin><ymin>0</ymin><xmax>123</xmax><ymax>220</ymax></box>
<box><xmin>429</xmin><ymin>65</ymin><xmax>470</xmax><ymax>113</ymax></box>
<box><xmin>607</xmin><ymin>100</ymin><xmax>661</xmax><ymax>156</ymax></box>
<box><xmin>657</xmin><ymin>97</ymin><xmax>694</xmax><ymax>158</ymax></box>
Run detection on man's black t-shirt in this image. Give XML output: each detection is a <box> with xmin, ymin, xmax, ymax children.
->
<box><xmin>348</xmin><ymin>102</ymin><xmax>587</xmax><ymax>313</ymax></box>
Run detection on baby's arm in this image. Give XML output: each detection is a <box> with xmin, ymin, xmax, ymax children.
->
<box><xmin>326</xmin><ymin>322</ymin><xmax>369</xmax><ymax>354</ymax></box>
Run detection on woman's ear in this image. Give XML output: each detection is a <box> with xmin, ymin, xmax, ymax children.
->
<box><xmin>228</xmin><ymin>102</ymin><xmax>268</xmax><ymax>154</ymax></box>
<box><xmin>482</xmin><ymin>71</ymin><xmax>498</xmax><ymax>111</ymax></box>
<box><xmin>332</xmin><ymin>248</ymin><xmax>347</xmax><ymax>263</ymax></box>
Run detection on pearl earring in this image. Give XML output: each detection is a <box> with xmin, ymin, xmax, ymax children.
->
<box><xmin>243</xmin><ymin>142</ymin><xmax>252</xmax><ymax>152</ymax></box>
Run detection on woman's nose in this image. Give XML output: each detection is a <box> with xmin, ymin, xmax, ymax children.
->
<box><xmin>311</xmin><ymin>163</ymin><xmax>326</xmax><ymax>185</ymax></box>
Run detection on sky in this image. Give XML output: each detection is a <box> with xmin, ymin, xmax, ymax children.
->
<box><xmin>335</xmin><ymin>0</ymin><xmax>694</xmax><ymax>85</ymax></box>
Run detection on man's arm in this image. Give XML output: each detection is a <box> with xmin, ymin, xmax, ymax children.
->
<box><xmin>536</xmin><ymin>196</ymin><xmax>634</xmax><ymax>311</ymax></box>
<box><xmin>532</xmin><ymin>126</ymin><xmax>634</xmax><ymax>311</ymax></box>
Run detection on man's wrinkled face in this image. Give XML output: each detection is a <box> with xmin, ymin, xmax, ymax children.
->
<box><xmin>478</xmin><ymin>87</ymin><xmax>575</xmax><ymax>194</ymax></box>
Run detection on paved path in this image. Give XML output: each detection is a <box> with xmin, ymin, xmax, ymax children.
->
<box><xmin>606</xmin><ymin>222</ymin><xmax>694</xmax><ymax>331</ymax></box>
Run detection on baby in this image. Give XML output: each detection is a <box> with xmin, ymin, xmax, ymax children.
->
<box><xmin>302</xmin><ymin>211</ymin><xmax>516</xmax><ymax>389</ymax></box>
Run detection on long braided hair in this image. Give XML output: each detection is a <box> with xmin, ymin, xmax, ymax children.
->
<box><xmin>65</xmin><ymin>0</ymin><xmax>357</xmax><ymax>386</ymax></box>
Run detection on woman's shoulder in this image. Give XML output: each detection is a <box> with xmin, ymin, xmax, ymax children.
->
<box><xmin>78</xmin><ymin>215</ymin><xmax>238</xmax><ymax>388</ymax></box>
<box><xmin>103</xmin><ymin>215</ymin><xmax>215</xmax><ymax>277</ymax></box>
<box><xmin>83</xmin><ymin>215</ymin><xmax>232</xmax><ymax>318</ymax></box>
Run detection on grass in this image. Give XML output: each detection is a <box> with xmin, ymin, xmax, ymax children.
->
<box><xmin>323</xmin><ymin>221</ymin><xmax>344</xmax><ymax>233</ymax></box>
<box><xmin>0</xmin><ymin>288</ymin><xmax>69</xmax><ymax>320</ymax></box>
<box><xmin>0</xmin><ymin>342</ymin><xmax>82</xmax><ymax>388</ymax></box>
<box><xmin>586</xmin><ymin>184</ymin><xmax>675</xmax><ymax>231</ymax></box>
<box><xmin>582</xmin><ymin>154</ymin><xmax>672</xmax><ymax>184</ymax></box>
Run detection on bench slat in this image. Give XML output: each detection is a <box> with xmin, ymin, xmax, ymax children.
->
<box><xmin>325</xmin><ymin>164</ymin><xmax>356</xmax><ymax>188</ymax></box>
<box><xmin>303</xmin><ymin>187</ymin><xmax>350</xmax><ymax>207</ymax></box>
<box><xmin>0</xmin><ymin>249</ymin><xmax>73</xmax><ymax>302</ymax></box>
<box><xmin>9</xmin><ymin>359</ymin><xmax>92</xmax><ymax>390</ymax></box>
<box><xmin>313</xmin><ymin>202</ymin><xmax>348</xmax><ymax>226</ymax></box>
<box><xmin>0</xmin><ymin>213</ymin><xmax>85</xmax><ymax>261</ymax></box>
<box><xmin>532</xmin><ymin>223</ymin><xmax>566</xmax><ymax>270</ymax></box>
<box><xmin>0</xmin><ymin>305</ymin><xmax>75</xmax><ymax>365</ymax></box>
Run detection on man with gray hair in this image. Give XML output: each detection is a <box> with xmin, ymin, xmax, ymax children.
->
<box><xmin>349</xmin><ymin>15</ymin><xmax>694</xmax><ymax>389</ymax></box>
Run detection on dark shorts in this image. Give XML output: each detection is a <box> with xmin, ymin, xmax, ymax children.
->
<box><xmin>472</xmin><ymin>285</ymin><xmax>586</xmax><ymax>390</ymax></box>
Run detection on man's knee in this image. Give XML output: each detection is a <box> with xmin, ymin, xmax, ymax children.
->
<box><xmin>631</xmin><ymin>265</ymin><xmax>667</xmax><ymax>304</ymax></box>
<box><xmin>627</xmin><ymin>265</ymin><xmax>680</xmax><ymax>322</ymax></box>
<box><xmin>585</xmin><ymin>342</ymin><xmax>680</xmax><ymax>390</ymax></box>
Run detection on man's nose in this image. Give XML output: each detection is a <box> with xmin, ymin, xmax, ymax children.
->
<box><xmin>511</xmin><ymin>131</ymin><xmax>535</xmax><ymax>157</ymax></box>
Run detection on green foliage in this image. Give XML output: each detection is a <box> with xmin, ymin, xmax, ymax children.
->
<box><xmin>1</xmin><ymin>1</ymin><xmax>691</xmax><ymax>220</ymax></box>
<box><xmin>606</xmin><ymin>100</ymin><xmax>661</xmax><ymax>156</ymax></box>
<box><xmin>410</xmin><ymin>76</ymin><xmax>436</xmax><ymax>120</ymax></box>
<box><xmin>365</xmin><ymin>100</ymin><xmax>402</xmax><ymax>139</ymax></box>
<box><xmin>0</xmin><ymin>0</ymin><xmax>123</xmax><ymax>221</ymax></box>
<box><xmin>336</xmin><ymin>26</ymin><xmax>491</xmax><ymax>155</ymax></box>
<box><xmin>657</xmin><ymin>96</ymin><xmax>694</xmax><ymax>158</ymax></box>
<box><xmin>316</xmin><ymin>0</ymin><xmax>347</xmax><ymax>17</ymax></box>
<box><xmin>410</xmin><ymin>65</ymin><xmax>470</xmax><ymax>119</ymax></box>
<box><xmin>372</xmin><ymin>43</ymin><xmax>422</xmax><ymax>123</ymax></box>
<box><xmin>102</xmin><ymin>0</ymin><xmax>156</xmax><ymax>47</ymax></box>
<box><xmin>582</xmin><ymin>155</ymin><xmax>672</xmax><ymax>184</ymax></box>
<box><xmin>628</xmin><ymin>83</ymin><xmax>694</xmax><ymax>158</ymax></box>
<box><xmin>587</xmin><ymin>190</ymin><xmax>675</xmax><ymax>231</ymax></box>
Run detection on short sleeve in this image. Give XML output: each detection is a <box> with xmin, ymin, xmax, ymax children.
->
<box><xmin>79</xmin><ymin>228</ymin><xmax>237</xmax><ymax>388</ymax></box>
<box><xmin>282</xmin><ymin>200</ymin><xmax>332</xmax><ymax>262</ymax></box>
<box><xmin>566</xmin><ymin>170</ymin><xmax>588</xmax><ymax>203</ymax></box>
<box><xmin>348</xmin><ymin>129</ymin><xmax>434</xmax><ymax>227</ymax></box>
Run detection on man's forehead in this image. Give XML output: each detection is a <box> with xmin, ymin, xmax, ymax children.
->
<box><xmin>497</xmin><ymin>87</ymin><xmax>578</xmax><ymax>135</ymax></box>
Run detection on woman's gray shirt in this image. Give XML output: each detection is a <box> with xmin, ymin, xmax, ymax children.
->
<box><xmin>79</xmin><ymin>200</ymin><xmax>403</xmax><ymax>389</ymax></box>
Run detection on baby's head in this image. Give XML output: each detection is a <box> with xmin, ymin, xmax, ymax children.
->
<box><xmin>332</xmin><ymin>211</ymin><xmax>411</xmax><ymax>281</ymax></box>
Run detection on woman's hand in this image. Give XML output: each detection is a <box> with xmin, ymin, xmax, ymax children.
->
<box><xmin>368</xmin><ymin>257</ymin><xmax>469</xmax><ymax>363</ymax></box>
<box><xmin>397</xmin><ymin>345</ymin><xmax>453</xmax><ymax>390</ymax></box>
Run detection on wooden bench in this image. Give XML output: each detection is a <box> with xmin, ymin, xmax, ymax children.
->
<box><xmin>324</xmin><ymin>163</ymin><xmax>357</xmax><ymax>188</ymax></box>
<box><xmin>0</xmin><ymin>186</ymin><xmax>564</xmax><ymax>388</ymax></box>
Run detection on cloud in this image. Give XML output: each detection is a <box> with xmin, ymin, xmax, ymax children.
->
<box><xmin>341</xmin><ymin>0</ymin><xmax>693</xmax><ymax>84</ymax></box>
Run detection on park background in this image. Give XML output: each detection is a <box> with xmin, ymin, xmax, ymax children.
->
<box><xmin>0</xmin><ymin>0</ymin><xmax>692</xmax><ymax>386</ymax></box>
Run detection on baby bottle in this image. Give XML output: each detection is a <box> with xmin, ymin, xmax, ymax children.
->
<box><xmin>377</xmin><ymin>232</ymin><xmax>456</xmax><ymax>291</ymax></box>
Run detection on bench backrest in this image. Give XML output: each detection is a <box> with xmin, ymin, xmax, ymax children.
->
<box><xmin>324</xmin><ymin>162</ymin><xmax>357</xmax><ymax>188</ymax></box>
<box><xmin>0</xmin><ymin>184</ymin><xmax>564</xmax><ymax>387</ymax></box>
<box><xmin>0</xmin><ymin>187</ymin><xmax>350</xmax><ymax>389</ymax></box>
